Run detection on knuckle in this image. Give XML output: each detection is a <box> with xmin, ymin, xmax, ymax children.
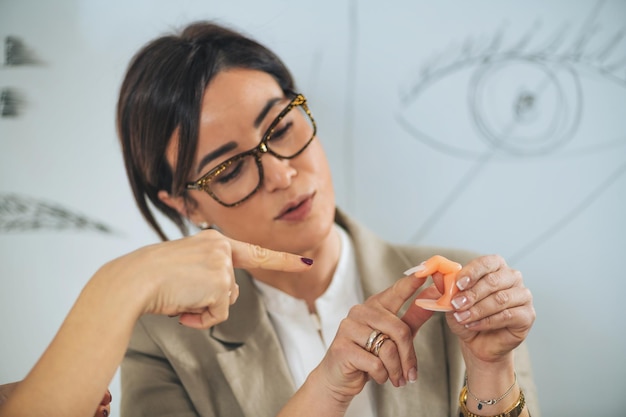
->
<box><xmin>213</xmin><ymin>309</ymin><xmax>229</xmax><ymax>324</ymax></box>
<box><xmin>370</xmin><ymin>359</ymin><xmax>385</xmax><ymax>374</ymax></box>
<box><xmin>524</xmin><ymin>287</ymin><xmax>533</xmax><ymax>303</ymax></box>
<box><xmin>465</xmin><ymin>288</ymin><xmax>478</xmax><ymax>303</ymax></box>
<box><xmin>248</xmin><ymin>243</ymin><xmax>270</xmax><ymax>263</ymax></box>
<box><xmin>492</xmin><ymin>253</ymin><xmax>507</xmax><ymax>267</ymax></box>
<box><xmin>337</xmin><ymin>317</ymin><xmax>352</xmax><ymax>333</ymax></box>
<box><xmin>348</xmin><ymin>304</ymin><xmax>365</xmax><ymax>317</ymax></box>
<box><xmin>481</xmin><ymin>254</ymin><xmax>506</xmax><ymax>271</ymax></box>
<box><xmin>494</xmin><ymin>290</ymin><xmax>509</xmax><ymax>306</ymax></box>
<box><xmin>470</xmin><ymin>304</ymin><xmax>482</xmax><ymax>319</ymax></box>
<box><xmin>392</xmin><ymin>323</ymin><xmax>411</xmax><ymax>343</ymax></box>
<box><xmin>216</xmin><ymin>273</ymin><xmax>232</xmax><ymax>292</ymax></box>
<box><xmin>485</xmin><ymin>272</ymin><xmax>500</xmax><ymax>288</ymax></box>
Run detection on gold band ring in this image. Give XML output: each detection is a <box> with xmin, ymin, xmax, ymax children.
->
<box><xmin>372</xmin><ymin>333</ymin><xmax>391</xmax><ymax>357</ymax></box>
<box><xmin>365</xmin><ymin>330</ymin><xmax>382</xmax><ymax>351</ymax></box>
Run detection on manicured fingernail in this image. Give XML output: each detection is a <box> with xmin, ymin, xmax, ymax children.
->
<box><xmin>451</xmin><ymin>295</ymin><xmax>468</xmax><ymax>309</ymax></box>
<box><xmin>454</xmin><ymin>310</ymin><xmax>471</xmax><ymax>322</ymax></box>
<box><xmin>408</xmin><ymin>367</ymin><xmax>418</xmax><ymax>383</ymax></box>
<box><xmin>404</xmin><ymin>262</ymin><xmax>426</xmax><ymax>276</ymax></box>
<box><xmin>456</xmin><ymin>276</ymin><xmax>470</xmax><ymax>291</ymax></box>
<box><xmin>301</xmin><ymin>257</ymin><xmax>314</xmax><ymax>265</ymax></box>
<box><xmin>398</xmin><ymin>376</ymin><xmax>406</xmax><ymax>387</ymax></box>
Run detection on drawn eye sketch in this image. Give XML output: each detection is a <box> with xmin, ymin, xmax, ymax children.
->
<box><xmin>0</xmin><ymin>194</ymin><xmax>115</xmax><ymax>234</ymax></box>
<box><xmin>396</xmin><ymin>1</ymin><xmax>626</xmax><ymax>262</ymax></box>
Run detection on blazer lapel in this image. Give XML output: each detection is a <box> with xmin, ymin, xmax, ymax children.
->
<box><xmin>211</xmin><ymin>270</ymin><xmax>296</xmax><ymax>417</ymax></box>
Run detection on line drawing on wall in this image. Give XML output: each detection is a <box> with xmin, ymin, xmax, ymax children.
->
<box><xmin>0</xmin><ymin>193</ymin><xmax>116</xmax><ymax>234</ymax></box>
<box><xmin>395</xmin><ymin>0</ymin><xmax>626</xmax><ymax>262</ymax></box>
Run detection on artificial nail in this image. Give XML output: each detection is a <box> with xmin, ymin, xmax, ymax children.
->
<box><xmin>451</xmin><ymin>295</ymin><xmax>468</xmax><ymax>309</ymax></box>
<box><xmin>454</xmin><ymin>310</ymin><xmax>471</xmax><ymax>322</ymax></box>
<box><xmin>456</xmin><ymin>276</ymin><xmax>471</xmax><ymax>291</ymax></box>
<box><xmin>404</xmin><ymin>262</ymin><xmax>426</xmax><ymax>276</ymax></box>
<box><xmin>301</xmin><ymin>257</ymin><xmax>314</xmax><ymax>265</ymax></box>
<box><xmin>408</xmin><ymin>367</ymin><xmax>418</xmax><ymax>383</ymax></box>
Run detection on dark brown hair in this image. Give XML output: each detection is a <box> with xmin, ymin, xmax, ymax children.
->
<box><xmin>117</xmin><ymin>21</ymin><xmax>296</xmax><ymax>240</ymax></box>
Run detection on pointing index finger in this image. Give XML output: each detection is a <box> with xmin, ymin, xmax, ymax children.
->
<box><xmin>228</xmin><ymin>238</ymin><xmax>314</xmax><ymax>272</ymax></box>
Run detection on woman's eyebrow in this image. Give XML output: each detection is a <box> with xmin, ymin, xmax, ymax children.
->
<box><xmin>196</xmin><ymin>141</ymin><xmax>238</xmax><ymax>175</ymax></box>
<box><xmin>196</xmin><ymin>96</ymin><xmax>283</xmax><ymax>174</ymax></box>
<box><xmin>254</xmin><ymin>97</ymin><xmax>282</xmax><ymax>128</ymax></box>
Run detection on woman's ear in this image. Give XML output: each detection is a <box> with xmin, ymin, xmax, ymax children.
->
<box><xmin>157</xmin><ymin>190</ymin><xmax>207</xmax><ymax>227</ymax></box>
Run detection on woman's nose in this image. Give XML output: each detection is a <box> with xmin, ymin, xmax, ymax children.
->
<box><xmin>261</xmin><ymin>153</ymin><xmax>297</xmax><ymax>191</ymax></box>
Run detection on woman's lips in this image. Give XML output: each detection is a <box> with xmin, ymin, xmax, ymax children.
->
<box><xmin>276</xmin><ymin>193</ymin><xmax>314</xmax><ymax>221</ymax></box>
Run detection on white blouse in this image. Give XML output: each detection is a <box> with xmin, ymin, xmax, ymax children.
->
<box><xmin>253</xmin><ymin>225</ymin><xmax>377</xmax><ymax>417</ymax></box>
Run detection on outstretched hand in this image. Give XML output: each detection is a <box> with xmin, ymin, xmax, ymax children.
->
<box><xmin>99</xmin><ymin>229</ymin><xmax>314</xmax><ymax>329</ymax></box>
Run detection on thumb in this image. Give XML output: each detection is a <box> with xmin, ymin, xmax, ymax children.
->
<box><xmin>400</xmin><ymin>285</ymin><xmax>439</xmax><ymax>335</ymax></box>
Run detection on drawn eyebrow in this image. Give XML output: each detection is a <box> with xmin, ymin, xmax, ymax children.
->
<box><xmin>195</xmin><ymin>97</ymin><xmax>284</xmax><ymax>175</ymax></box>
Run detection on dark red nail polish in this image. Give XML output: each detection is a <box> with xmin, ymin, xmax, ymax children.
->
<box><xmin>301</xmin><ymin>257</ymin><xmax>314</xmax><ymax>265</ymax></box>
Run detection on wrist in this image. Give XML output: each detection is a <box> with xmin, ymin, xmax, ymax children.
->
<box><xmin>462</xmin><ymin>353</ymin><xmax>518</xmax><ymax>415</ymax></box>
<box><xmin>89</xmin><ymin>256</ymin><xmax>155</xmax><ymax>320</ymax></box>
<box><xmin>279</xmin><ymin>367</ymin><xmax>352</xmax><ymax>417</ymax></box>
<box><xmin>463</xmin><ymin>347</ymin><xmax>515</xmax><ymax>379</ymax></box>
<box><xmin>460</xmin><ymin>385</ymin><xmax>527</xmax><ymax>417</ymax></box>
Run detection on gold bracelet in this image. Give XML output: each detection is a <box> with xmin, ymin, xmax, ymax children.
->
<box><xmin>459</xmin><ymin>386</ymin><xmax>525</xmax><ymax>417</ymax></box>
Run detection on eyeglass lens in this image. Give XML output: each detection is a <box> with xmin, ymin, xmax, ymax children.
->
<box><xmin>209</xmin><ymin>102</ymin><xmax>314</xmax><ymax>205</ymax></box>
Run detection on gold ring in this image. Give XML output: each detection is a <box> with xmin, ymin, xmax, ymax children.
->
<box><xmin>365</xmin><ymin>330</ymin><xmax>382</xmax><ymax>351</ymax></box>
<box><xmin>372</xmin><ymin>334</ymin><xmax>391</xmax><ymax>357</ymax></box>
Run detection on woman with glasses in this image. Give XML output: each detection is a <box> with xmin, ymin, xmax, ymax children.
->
<box><xmin>118</xmin><ymin>21</ymin><xmax>540</xmax><ymax>417</ymax></box>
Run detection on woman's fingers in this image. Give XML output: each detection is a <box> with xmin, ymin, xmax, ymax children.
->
<box><xmin>450</xmin><ymin>256</ymin><xmax>529</xmax><ymax>327</ymax></box>
<box><xmin>226</xmin><ymin>236</ymin><xmax>314</xmax><ymax>272</ymax></box>
<box><xmin>344</xmin><ymin>274</ymin><xmax>435</xmax><ymax>386</ymax></box>
<box><xmin>328</xmin><ymin>319</ymin><xmax>403</xmax><ymax>388</ymax></box>
<box><xmin>151</xmin><ymin>231</ymin><xmax>313</xmax><ymax>326</ymax></box>
<box><xmin>442</xmin><ymin>254</ymin><xmax>536</xmax><ymax>362</ymax></box>
<box><xmin>452</xmin><ymin>286</ymin><xmax>533</xmax><ymax>328</ymax></box>
<box><xmin>374</xmin><ymin>274</ymin><xmax>428</xmax><ymax>313</ymax></box>
<box><xmin>340</xmin><ymin>317</ymin><xmax>406</xmax><ymax>386</ymax></box>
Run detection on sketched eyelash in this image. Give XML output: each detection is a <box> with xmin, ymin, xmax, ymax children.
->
<box><xmin>400</xmin><ymin>1</ymin><xmax>626</xmax><ymax>105</ymax></box>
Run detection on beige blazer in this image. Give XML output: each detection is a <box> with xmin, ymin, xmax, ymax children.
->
<box><xmin>121</xmin><ymin>209</ymin><xmax>540</xmax><ymax>417</ymax></box>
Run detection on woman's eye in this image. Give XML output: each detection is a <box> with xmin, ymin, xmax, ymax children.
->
<box><xmin>215</xmin><ymin>160</ymin><xmax>245</xmax><ymax>184</ymax></box>
<box><xmin>269</xmin><ymin>120</ymin><xmax>293</xmax><ymax>142</ymax></box>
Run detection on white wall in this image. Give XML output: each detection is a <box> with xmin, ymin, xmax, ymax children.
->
<box><xmin>1</xmin><ymin>1</ymin><xmax>625</xmax><ymax>416</ymax></box>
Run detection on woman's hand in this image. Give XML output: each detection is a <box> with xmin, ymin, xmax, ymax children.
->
<box><xmin>0</xmin><ymin>231</ymin><xmax>313</xmax><ymax>417</ymax></box>
<box><xmin>310</xmin><ymin>273</ymin><xmax>435</xmax><ymax>403</ymax></box>
<box><xmin>99</xmin><ymin>228</ymin><xmax>314</xmax><ymax>329</ymax></box>
<box><xmin>431</xmin><ymin>255</ymin><xmax>535</xmax><ymax>366</ymax></box>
